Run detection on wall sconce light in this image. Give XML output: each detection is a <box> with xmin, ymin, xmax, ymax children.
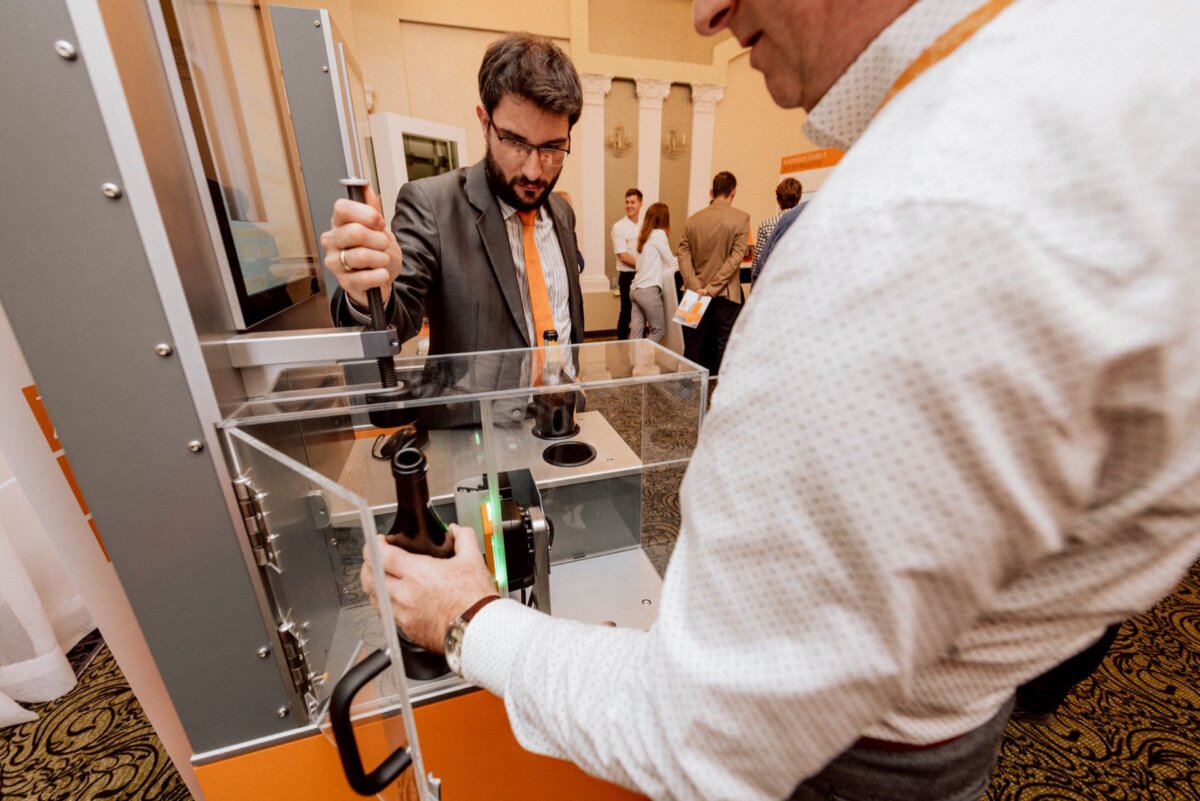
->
<box><xmin>607</xmin><ymin>122</ymin><xmax>633</xmax><ymax>157</ymax></box>
<box><xmin>663</xmin><ymin>129</ymin><xmax>688</xmax><ymax>160</ymax></box>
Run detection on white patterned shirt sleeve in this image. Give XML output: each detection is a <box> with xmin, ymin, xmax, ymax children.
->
<box><xmin>463</xmin><ymin>1</ymin><xmax>1200</xmax><ymax>799</ymax></box>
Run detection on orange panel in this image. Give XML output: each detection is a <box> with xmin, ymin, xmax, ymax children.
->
<box><xmin>56</xmin><ymin>454</ymin><xmax>90</xmax><ymax>515</ymax></box>
<box><xmin>88</xmin><ymin>518</ymin><xmax>110</xmax><ymax>562</ymax></box>
<box><xmin>414</xmin><ymin>690</ymin><xmax>645</xmax><ymax>801</ymax></box>
<box><xmin>196</xmin><ymin>689</ymin><xmax>645</xmax><ymax>801</ymax></box>
<box><xmin>21</xmin><ymin>384</ymin><xmax>61</xmax><ymax>451</ymax></box>
<box><xmin>779</xmin><ymin>148</ymin><xmax>844</xmax><ymax>174</ymax></box>
<box><xmin>355</xmin><ymin>425</ymin><xmax>401</xmax><ymax>440</ymax></box>
<box><xmin>195</xmin><ymin>723</ymin><xmax>365</xmax><ymax>801</ymax></box>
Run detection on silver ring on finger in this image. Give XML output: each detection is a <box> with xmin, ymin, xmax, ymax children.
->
<box><xmin>339</xmin><ymin>248</ymin><xmax>350</xmax><ymax>269</ymax></box>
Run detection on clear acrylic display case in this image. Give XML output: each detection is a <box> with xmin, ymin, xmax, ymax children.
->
<box><xmin>219</xmin><ymin>339</ymin><xmax>706</xmax><ymax>798</ymax></box>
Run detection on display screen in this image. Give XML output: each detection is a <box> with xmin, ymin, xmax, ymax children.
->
<box><xmin>402</xmin><ymin>134</ymin><xmax>459</xmax><ymax>182</ymax></box>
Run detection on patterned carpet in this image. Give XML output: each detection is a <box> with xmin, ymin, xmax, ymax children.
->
<box><xmin>2</xmin><ymin>376</ymin><xmax>1198</xmax><ymax>799</ymax></box>
<box><xmin>985</xmin><ymin>560</ymin><xmax>1200</xmax><ymax>801</ymax></box>
<box><xmin>0</xmin><ymin>631</ymin><xmax>190</xmax><ymax>801</ymax></box>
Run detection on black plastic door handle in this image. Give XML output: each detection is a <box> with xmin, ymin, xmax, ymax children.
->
<box><xmin>330</xmin><ymin>648</ymin><xmax>413</xmax><ymax>796</ymax></box>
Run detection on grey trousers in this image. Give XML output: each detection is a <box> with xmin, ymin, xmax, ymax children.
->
<box><xmin>630</xmin><ymin>286</ymin><xmax>666</xmax><ymax>343</ymax></box>
<box><xmin>789</xmin><ymin>698</ymin><xmax>1014</xmax><ymax>801</ymax></box>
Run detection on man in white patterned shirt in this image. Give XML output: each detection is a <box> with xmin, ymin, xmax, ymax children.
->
<box><xmin>366</xmin><ymin>2</ymin><xmax>1200</xmax><ymax>799</ymax></box>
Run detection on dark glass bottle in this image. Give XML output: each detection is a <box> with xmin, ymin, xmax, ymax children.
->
<box><xmin>384</xmin><ymin>446</ymin><xmax>453</xmax><ymax>680</ymax></box>
<box><xmin>532</xmin><ymin>329</ymin><xmax>579</xmax><ymax>439</ymax></box>
<box><xmin>385</xmin><ymin>447</ymin><xmax>453</xmax><ymax>559</ymax></box>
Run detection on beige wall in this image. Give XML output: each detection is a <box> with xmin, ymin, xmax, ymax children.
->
<box><xmin>711</xmin><ymin>51</ymin><xmax>814</xmax><ymax>240</ymax></box>
<box><xmin>589</xmin><ymin>0</ymin><xmax>728</xmax><ymax>65</ymax></box>
<box><xmin>659</xmin><ymin>84</ymin><xmax>693</xmax><ymax>250</ymax></box>
<box><xmin>604</xmin><ymin>80</ymin><xmax>640</xmax><ymax>286</ymax></box>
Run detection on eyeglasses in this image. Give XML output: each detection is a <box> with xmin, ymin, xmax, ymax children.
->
<box><xmin>488</xmin><ymin>121</ymin><xmax>571</xmax><ymax>168</ymax></box>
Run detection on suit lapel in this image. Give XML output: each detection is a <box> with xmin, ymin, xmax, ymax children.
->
<box><xmin>466</xmin><ymin>161</ymin><xmax>531</xmax><ymax>347</ymax></box>
<box><xmin>548</xmin><ymin>196</ymin><xmax>584</xmax><ymax>343</ymax></box>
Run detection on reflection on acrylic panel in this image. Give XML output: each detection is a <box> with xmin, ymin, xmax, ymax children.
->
<box><xmin>167</xmin><ymin>0</ymin><xmax>318</xmax><ymax>327</ymax></box>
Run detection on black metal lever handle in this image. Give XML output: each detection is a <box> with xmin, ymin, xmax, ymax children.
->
<box><xmin>330</xmin><ymin>648</ymin><xmax>412</xmax><ymax>796</ymax></box>
<box><xmin>341</xmin><ymin>177</ymin><xmax>397</xmax><ymax>389</ymax></box>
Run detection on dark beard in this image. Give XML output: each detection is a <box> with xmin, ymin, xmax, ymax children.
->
<box><xmin>484</xmin><ymin>147</ymin><xmax>559</xmax><ymax>212</ymax></box>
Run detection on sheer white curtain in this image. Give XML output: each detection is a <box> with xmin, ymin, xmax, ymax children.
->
<box><xmin>0</xmin><ymin>425</ymin><xmax>93</xmax><ymax>727</ymax></box>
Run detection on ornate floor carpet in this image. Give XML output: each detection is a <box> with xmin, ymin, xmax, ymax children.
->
<box><xmin>0</xmin><ymin>631</ymin><xmax>189</xmax><ymax>800</ymax></box>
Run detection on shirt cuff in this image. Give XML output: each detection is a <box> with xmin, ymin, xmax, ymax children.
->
<box><xmin>461</xmin><ymin>598</ymin><xmax>542</xmax><ymax>697</ymax></box>
<box><xmin>344</xmin><ymin>294</ymin><xmax>373</xmax><ymax>325</ymax></box>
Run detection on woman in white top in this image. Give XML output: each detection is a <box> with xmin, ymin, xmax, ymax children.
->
<box><xmin>630</xmin><ymin>203</ymin><xmax>676</xmax><ymax>343</ymax></box>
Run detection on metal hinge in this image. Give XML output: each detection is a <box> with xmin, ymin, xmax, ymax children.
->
<box><xmin>279</xmin><ymin>619</ymin><xmax>320</xmax><ymax>717</ymax></box>
<box><xmin>233</xmin><ymin>475</ymin><xmax>279</xmax><ymax>570</ymax></box>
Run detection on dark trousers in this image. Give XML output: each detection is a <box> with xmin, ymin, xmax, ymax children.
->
<box><xmin>682</xmin><ymin>295</ymin><xmax>740</xmax><ymax>376</ymax></box>
<box><xmin>617</xmin><ymin>271</ymin><xmax>634</xmax><ymax>340</ymax></box>
<box><xmin>791</xmin><ymin>697</ymin><xmax>1014</xmax><ymax>801</ymax></box>
<box><xmin>1015</xmin><ymin>624</ymin><xmax>1122</xmax><ymax>715</ymax></box>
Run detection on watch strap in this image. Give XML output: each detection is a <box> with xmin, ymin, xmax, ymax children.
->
<box><xmin>459</xmin><ymin>594</ymin><xmax>501</xmax><ymax>624</ymax></box>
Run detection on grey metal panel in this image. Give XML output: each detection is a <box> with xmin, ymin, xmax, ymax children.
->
<box><xmin>270</xmin><ymin>5</ymin><xmax>353</xmax><ymax>296</ymax></box>
<box><xmin>229</xmin><ymin>421</ymin><xmax>343</xmax><ymax>710</ymax></box>
<box><xmin>0</xmin><ymin>1</ymin><xmax>297</xmax><ymax>751</ymax></box>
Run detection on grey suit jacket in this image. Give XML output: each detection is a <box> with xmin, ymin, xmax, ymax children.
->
<box><xmin>332</xmin><ymin>160</ymin><xmax>585</xmax><ymax>355</ymax></box>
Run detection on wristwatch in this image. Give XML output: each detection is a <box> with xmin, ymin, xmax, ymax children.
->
<box><xmin>444</xmin><ymin>594</ymin><xmax>501</xmax><ymax>676</ymax></box>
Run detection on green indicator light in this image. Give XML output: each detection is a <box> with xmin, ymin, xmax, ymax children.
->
<box><xmin>488</xmin><ymin>483</ymin><xmax>508</xmax><ymax>595</ymax></box>
<box><xmin>427</xmin><ymin>501</ymin><xmax>449</xmax><ymax>532</ymax></box>
<box><xmin>474</xmin><ymin>431</ymin><xmax>481</xmax><ymax>446</ymax></box>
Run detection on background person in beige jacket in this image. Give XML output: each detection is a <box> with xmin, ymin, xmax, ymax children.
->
<box><xmin>677</xmin><ymin>171</ymin><xmax>750</xmax><ymax>375</ymax></box>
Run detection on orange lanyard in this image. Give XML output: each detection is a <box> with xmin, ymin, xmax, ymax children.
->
<box><xmin>879</xmin><ymin>0</ymin><xmax>1020</xmax><ymax>111</ymax></box>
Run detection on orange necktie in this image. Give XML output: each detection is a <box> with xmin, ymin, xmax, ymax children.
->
<box><xmin>517</xmin><ymin>209</ymin><xmax>556</xmax><ymax>348</ymax></box>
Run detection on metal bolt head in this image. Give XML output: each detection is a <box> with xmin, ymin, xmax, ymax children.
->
<box><xmin>101</xmin><ymin>183</ymin><xmax>123</xmax><ymax>199</ymax></box>
<box><xmin>187</xmin><ymin>440</ymin><xmax>205</xmax><ymax>453</ymax></box>
<box><xmin>277</xmin><ymin>706</ymin><xmax>290</xmax><ymax>718</ymax></box>
<box><xmin>257</xmin><ymin>646</ymin><xmax>271</xmax><ymax>659</ymax></box>
<box><xmin>313</xmin><ymin>19</ymin><xmax>321</xmax><ymax>27</ymax></box>
<box><xmin>55</xmin><ymin>40</ymin><xmax>77</xmax><ymax>60</ymax></box>
<box><xmin>155</xmin><ymin>343</ymin><xmax>174</xmax><ymax>357</ymax></box>
<box><xmin>641</xmin><ymin>598</ymin><xmax>653</xmax><ymax>606</ymax></box>
<box><xmin>321</xmin><ymin>65</ymin><xmax>329</xmax><ymax>73</ymax></box>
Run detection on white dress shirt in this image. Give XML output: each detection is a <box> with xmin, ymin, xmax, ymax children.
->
<box><xmin>612</xmin><ymin>215</ymin><xmax>640</xmax><ymax>274</ymax></box>
<box><xmin>631</xmin><ymin>229</ymin><xmax>677</xmax><ymax>292</ymax></box>
<box><xmin>463</xmin><ymin>1</ymin><xmax>1200</xmax><ymax>798</ymax></box>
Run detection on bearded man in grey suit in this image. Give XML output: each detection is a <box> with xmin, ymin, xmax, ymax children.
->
<box><xmin>322</xmin><ymin>33</ymin><xmax>584</xmax><ymax>357</ymax></box>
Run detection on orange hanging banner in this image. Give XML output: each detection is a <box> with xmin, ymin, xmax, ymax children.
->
<box><xmin>780</xmin><ymin>148</ymin><xmax>844</xmax><ymax>175</ymax></box>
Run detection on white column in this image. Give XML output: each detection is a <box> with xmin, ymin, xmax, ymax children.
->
<box><xmin>578</xmin><ymin>74</ymin><xmax>613</xmax><ymax>293</ymax></box>
<box><xmin>635</xmin><ymin>79</ymin><xmax>671</xmax><ymax>208</ymax></box>
<box><xmin>687</xmin><ymin>83</ymin><xmax>725</xmax><ymax>215</ymax></box>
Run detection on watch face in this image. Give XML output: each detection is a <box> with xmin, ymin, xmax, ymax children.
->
<box><xmin>445</xmin><ymin>621</ymin><xmax>466</xmax><ymax>674</ymax></box>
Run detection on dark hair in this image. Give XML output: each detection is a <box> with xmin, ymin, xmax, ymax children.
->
<box><xmin>712</xmin><ymin>171</ymin><xmax>737</xmax><ymax>198</ymax></box>
<box><xmin>478</xmin><ymin>33</ymin><xmax>583</xmax><ymax>128</ymax></box>
<box><xmin>637</xmin><ymin>203</ymin><xmax>671</xmax><ymax>253</ymax></box>
<box><xmin>775</xmin><ymin>177</ymin><xmax>803</xmax><ymax>210</ymax></box>
<box><xmin>625</xmin><ymin>188</ymin><xmax>643</xmax><ymax>201</ymax></box>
